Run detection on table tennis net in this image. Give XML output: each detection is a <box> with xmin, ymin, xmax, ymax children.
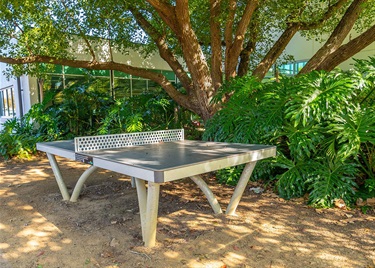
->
<box><xmin>74</xmin><ymin>129</ymin><xmax>184</xmax><ymax>152</ymax></box>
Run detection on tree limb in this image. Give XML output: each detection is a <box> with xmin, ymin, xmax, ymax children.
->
<box><xmin>316</xmin><ymin>24</ymin><xmax>375</xmax><ymax>71</ymax></box>
<box><xmin>130</xmin><ymin>8</ymin><xmax>194</xmax><ymax>95</ymax></box>
<box><xmin>226</xmin><ymin>0</ymin><xmax>259</xmax><ymax>79</ymax></box>
<box><xmin>224</xmin><ymin>0</ymin><xmax>236</xmax><ymax>77</ymax></box>
<box><xmin>174</xmin><ymin>0</ymin><xmax>216</xmax><ymax>119</ymax></box>
<box><xmin>300</xmin><ymin>0</ymin><xmax>350</xmax><ymax>30</ymax></box>
<box><xmin>252</xmin><ymin>24</ymin><xmax>301</xmax><ymax>80</ymax></box>
<box><xmin>300</xmin><ymin>0</ymin><xmax>367</xmax><ymax>74</ymax></box>
<box><xmin>0</xmin><ymin>55</ymin><xmax>196</xmax><ymax>112</ymax></box>
<box><xmin>210</xmin><ymin>0</ymin><xmax>223</xmax><ymax>90</ymax></box>
<box><xmin>146</xmin><ymin>0</ymin><xmax>179</xmax><ymax>34</ymax></box>
<box><xmin>251</xmin><ymin>0</ymin><xmax>354</xmax><ymax>80</ymax></box>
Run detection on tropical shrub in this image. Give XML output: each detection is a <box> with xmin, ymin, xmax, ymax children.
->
<box><xmin>98</xmin><ymin>89</ymin><xmax>181</xmax><ymax>134</ymax></box>
<box><xmin>0</xmin><ymin>81</ymin><xmax>198</xmax><ymax>159</ymax></box>
<box><xmin>0</xmin><ymin>117</ymin><xmax>41</xmax><ymax>159</ymax></box>
<box><xmin>204</xmin><ymin>57</ymin><xmax>375</xmax><ymax>207</ymax></box>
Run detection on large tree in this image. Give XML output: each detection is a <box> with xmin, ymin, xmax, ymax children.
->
<box><xmin>0</xmin><ymin>0</ymin><xmax>374</xmax><ymax>120</ymax></box>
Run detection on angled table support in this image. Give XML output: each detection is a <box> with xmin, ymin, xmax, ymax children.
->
<box><xmin>38</xmin><ymin>137</ymin><xmax>276</xmax><ymax>248</ymax></box>
<box><xmin>226</xmin><ymin>161</ymin><xmax>257</xmax><ymax>215</ymax></box>
<box><xmin>46</xmin><ymin>153</ymin><xmax>70</xmax><ymax>201</ymax></box>
<box><xmin>46</xmin><ymin>153</ymin><xmax>99</xmax><ymax>202</ymax></box>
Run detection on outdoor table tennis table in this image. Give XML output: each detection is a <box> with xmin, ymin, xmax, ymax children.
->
<box><xmin>36</xmin><ymin>129</ymin><xmax>276</xmax><ymax>247</ymax></box>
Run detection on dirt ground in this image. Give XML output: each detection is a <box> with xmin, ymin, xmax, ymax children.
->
<box><xmin>1</xmin><ymin>156</ymin><xmax>375</xmax><ymax>268</ymax></box>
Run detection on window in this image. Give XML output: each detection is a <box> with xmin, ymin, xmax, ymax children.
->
<box><xmin>40</xmin><ymin>65</ymin><xmax>177</xmax><ymax>100</ymax></box>
<box><xmin>0</xmin><ymin>87</ymin><xmax>16</xmax><ymax>117</ymax></box>
<box><xmin>279</xmin><ymin>61</ymin><xmax>307</xmax><ymax>76</ymax></box>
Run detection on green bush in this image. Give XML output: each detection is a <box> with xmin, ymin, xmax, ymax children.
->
<box><xmin>0</xmin><ymin>117</ymin><xmax>41</xmax><ymax>159</ymax></box>
<box><xmin>0</xmin><ymin>81</ymin><xmax>199</xmax><ymax>159</ymax></box>
<box><xmin>204</xmin><ymin>57</ymin><xmax>375</xmax><ymax>207</ymax></box>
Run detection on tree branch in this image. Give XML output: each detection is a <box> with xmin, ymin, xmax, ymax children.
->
<box><xmin>174</xmin><ymin>0</ymin><xmax>216</xmax><ymax>119</ymax></box>
<box><xmin>61</xmin><ymin>0</ymin><xmax>97</xmax><ymax>61</ymax></box>
<box><xmin>300</xmin><ymin>0</ymin><xmax>350</xmax><ymax>30</ymax></box>
<box><xmin>300</xmin><ymin>0</ymin><xmax>367</xmax><ymax>73</ymax></box>
<box><xmin>315</xmin><ymin>24</ymin><xmax>375</xmax><ymax>71</ymax></box>
<box><xmin>252</xmin><ymin>24</ymin><xmax>301</xmax><ymax>80</ymax></box>
<box><xmin>146</xmin><ymin>0</ymin><xmax>179</xmax><ymax>34</ymax></box>
<box><xmin>210</xmin><ymin>0</ymin><xmax>223</xmax><ymax>90</ymax></box>
<box><xmin>226</xmin><ymin>0</ymin><xmax>259</xmax><ymax>79</ymax></box>
<box><xmin>130</xmin><ymin>8</ymin><xmax>193</xmax><ymax>95</ymax></box>
<box><xmin>0</xmin><ymin>55</ymin><xmax>196</xmax><ymax>112</ymax></box>
<box><xmin>238</xmin><ymin>35</ymin><xmax>257</xmax><ymax>77</ymax></box>
<box><xmin>250</xmin><ymin>0</ymin><xmax>353</xmax><ymax>80</ymax></box>
<box><xmin>224</xmin><ymin>0</ymin><xmax>236</xmax><ymax>77</ymax></box>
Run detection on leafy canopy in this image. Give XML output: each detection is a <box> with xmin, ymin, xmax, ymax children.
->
<box><xmin>1</xmin><ymin>0</ymin><xmax>375</xmax><ymax>119</ymax></box>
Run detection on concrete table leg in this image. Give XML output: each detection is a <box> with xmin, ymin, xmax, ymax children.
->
<box><xmin>190</xmin><ymin>175</ymin><xmax>223</xmax><ymax>214</ymax></box>
<box><xmin>144</xmin><ymin>182</ymin><xmax>160</xmax><ymax>247</ymax></box>
<box><xmin>46</xmin><ymin>153</ymin><xmax>70</xmax><ymax>201</ymax></box>
<box><xmin>226</xmin><ymin>161</ymin><xmax>257</xmax><ymax>216</ymax></box>
<box><xmin>70</xmin><ymin>166</ymin><xmax>98</xmax><ymax>202</ymax></box>
<box><xmin>135</xmin><ymin>178</ymin><xmax>147</xmax><ymax>242</ymax></box>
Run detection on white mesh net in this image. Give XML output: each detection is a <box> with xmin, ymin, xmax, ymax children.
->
<box><xmin>74</xmin><ymin>129</ymin><xmax>184</xmax><ymax>152</ymax></box>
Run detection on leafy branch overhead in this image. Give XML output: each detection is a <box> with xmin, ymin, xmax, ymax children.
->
<box><xmin>0</xmin><ymin>0</ymin><xmax>374</xmax><ymax>119</ymax></box>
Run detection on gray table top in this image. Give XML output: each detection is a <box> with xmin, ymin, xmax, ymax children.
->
<box><xmin>37</xmin><ymin>140</ymin><xmax>276</xmax><ymax>182</ymax></box>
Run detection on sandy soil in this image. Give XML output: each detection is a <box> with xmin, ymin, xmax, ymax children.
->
<box><xmin>1</xmin><ymin>156</ymin><xmax>375</xmax><ymax>268</ymax></box>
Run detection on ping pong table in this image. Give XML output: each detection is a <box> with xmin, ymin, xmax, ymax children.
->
<box><xmin>36</xmin><ymin>129</ymin><xmax>276</xmax><ymax>247</ymax></box>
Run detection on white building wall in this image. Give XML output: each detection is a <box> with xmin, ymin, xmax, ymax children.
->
<box><xmin>72</xmin><ymin>39</ymin><xmax>173</xmax><ymax>70</ymax></box>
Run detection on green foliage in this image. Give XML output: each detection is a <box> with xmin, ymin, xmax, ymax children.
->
<box><xmin>306</xmin><ymin>161</ymin><xmax>358</xmax><ymax>207</ymax></box>
<box><xmin>216</xmin><ymin>166</ymin><xmax>243</xmax><ymax>186</ymax></box>
<box><xmin>204</xmin><ymin>57</ymin><xmax>375</xmax><ymax>207</ymax></box>
<box><xmin>0</xmin><ymin>117</ymin><xmax>41</xmax><ymax>159</ymax></box>
<box><xmin>98</xmin><ymin>90</ymin><xmax>178</xmax><ymax>134</ymax></box>
<box><xmin>0</xmin><ymin>82</ymin><xmax>197</xmax><ymax>159</ymax></box>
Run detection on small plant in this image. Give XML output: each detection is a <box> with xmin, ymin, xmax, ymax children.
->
<box><xmin>216</xmin><ymin>166</ymin><xmax>243</xmax><ymax>186</ymax></box>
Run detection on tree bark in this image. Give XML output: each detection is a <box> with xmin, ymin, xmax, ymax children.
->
<box><xmin>210</xmin><ymin>0</ymin><xmax>223</xmax><ymax>91</ymax></box>
<box><xmin>225</xmin><ymin>0</ymin><xmax>258</xmax><ymax>79</ymax></box>
<box><xmin>252</xmin><ymin>24</ymin><xmax>300</xmax><ymax>80</ymax></box>
<box><xmin>315</xmin><ymin>24</ymin><xmax>375</xmax><ymax>71</ymax></box>
<box><xmin>130</xmin><ymin>8</ymin><xmax>194</xmax><ymax>95</ymax></box>
<box><xmin>0</xmin><ymin>55</ymin><xmax>199</xmax><ymax>113</ymax></box>
<box><xmin>300</xmin><ymin>0</ymin><xmax>367</xmax><ymax>74</ymax></box>
<box><xmin>145</xmin><ymin>0</ymin><xmax>217</xmax><ymax>120</ymax></box>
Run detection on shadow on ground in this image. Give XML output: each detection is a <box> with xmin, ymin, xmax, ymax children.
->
<box><xmin>0</xmin><ymin>156</ymin><xmax>375</xmax><ymax>268</ymax></box>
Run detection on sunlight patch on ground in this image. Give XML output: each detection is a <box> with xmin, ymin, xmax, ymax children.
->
<box><xmin>2</xmin><ymin>169</ymin><xmax>50</xmax><ymax>185</ymax></box>
<box><xmin>26</xmin><ymin>168</ymin><xmax>50</xmax><ymax>177</ymax></box>
<box><xmin>17</xmin><ymin>204</ymin><xmax>34</xmax><ymax>211</ymax></box>
<box><xmin>315</xmin><ymin>252</ymin><xmax>359</xmax><ymax>267</ymax></box>
<box><xmin>0</xmin><ymin>189</ymin><xmax>16</xmax><ymax>197</ymax></box>
<box><xmin>0</xmin><ymin>243</ymin><xmax>9</xmax><ymax>250</ymax></box>
<box><xmin>163</xmin><ymin>250</ymin><xmax>179</xmax><ymax>259</ymax></box>
<box><xmin>221</xmin><ymin>251</ymin><xmax>246</xmax><ymax>266</ymax></box>
<box><xmin>0</xmin><ymin>223</ymin><xmax>7</xmax><ymax>230</ymax></box>
<box><xmin>2</xmin><ymin>209</ymin><xmax>66</xmax><ymax>260</ymax></box>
